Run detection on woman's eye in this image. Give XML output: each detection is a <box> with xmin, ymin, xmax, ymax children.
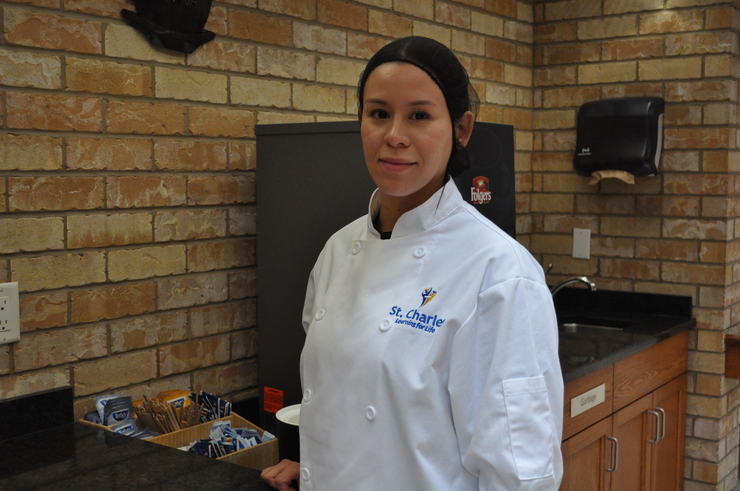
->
<box><xmin>410</xmin><ymin>112</ymin><xmax>430</xmax><ymax>121</ymax></box>
<box><xmin>369</xmin><ymin>109</ymin><xmax>389</xmax><ymax>119</ymax></box>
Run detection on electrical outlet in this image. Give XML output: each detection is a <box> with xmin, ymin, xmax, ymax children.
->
<box><xmin>573</xmin><ymin>228</ymin><xmax>591</xmax><ymax>259</ymax></box>
<box><xmin>0</xmin><ymin>282</ymin><xmax>20</xmax><ymax>345</ymax></box>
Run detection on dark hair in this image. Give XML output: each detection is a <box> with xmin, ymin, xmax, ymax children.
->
<box><xmin>357</xmin><ymin>36</ymin><xmax>480</xmax><ymax>178</ymax></box>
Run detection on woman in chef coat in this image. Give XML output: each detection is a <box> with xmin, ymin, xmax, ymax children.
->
<box><xmin>262</xmin><ymin>36</ymin><xmax>563</xmax><ymax>491</ymax></box>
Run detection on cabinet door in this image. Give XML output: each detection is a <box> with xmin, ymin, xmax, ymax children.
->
<box><xmin>610</xmin><ymin>392</ymin><xmax>654</xmax><ymax>491</ymax></box>
<box><xmin>649</xmin><ymin>375</ymin><xmax>687</xmax><ymax>491</ymax></box>
<box><xmin>561</xmin><ymin>417</ymin><xmax>613</xmax><ymax>491</ymax></box>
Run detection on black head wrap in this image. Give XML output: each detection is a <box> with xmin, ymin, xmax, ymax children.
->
<box><xmin>358</xmin><ymin>36</ymin><xmax>480</xmax><ymax>178</ymax></box>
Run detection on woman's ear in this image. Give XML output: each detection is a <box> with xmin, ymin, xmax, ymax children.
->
<box><xmin>455</xmin><ymin>111</ymin><xmax>475</xmax><ymax>148</ymax></box>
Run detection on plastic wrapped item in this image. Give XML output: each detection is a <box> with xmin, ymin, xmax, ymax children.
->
<box><xmin>121</xmin><ymin>0</ymin><xmax>216</xmax><ymax>54</ymax></box>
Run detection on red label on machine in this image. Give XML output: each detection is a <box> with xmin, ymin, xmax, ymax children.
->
<box><xmin>471</xmin><ymin>176</ymin><xmax>492</xmax><ymax>205</ymax></box>
<box><xmin>264</xmin><ymin>386</ymin><xmax>284</xmax><ymax>413</ymax></box>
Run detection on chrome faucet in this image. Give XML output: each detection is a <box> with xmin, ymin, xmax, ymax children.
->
<box><xmin>550</xmin><ymin>276</ymin><xmax>596</xmax><ymax>297</ymax></box>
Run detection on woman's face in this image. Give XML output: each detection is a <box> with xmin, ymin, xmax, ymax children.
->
<box><xmin>359</xmin><ymin>62</ymin><xmax>456</xmax><ymax>207</ymax></box>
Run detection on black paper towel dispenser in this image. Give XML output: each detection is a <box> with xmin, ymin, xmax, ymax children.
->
<box><xmin>574</xmin><ymin>97</ymin><xmax>664</xmax><ymax>177</ymax></box>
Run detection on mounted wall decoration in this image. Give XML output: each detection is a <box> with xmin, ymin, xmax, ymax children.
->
<box><xmin>121</xmin><ymin>0</ymin><xmax>216</xmax><ymax>54</ymax></box>
<box><xmin>573</xmin><ymin>97</ymin><xmax>665</xmax><ymax>185</ymax></box>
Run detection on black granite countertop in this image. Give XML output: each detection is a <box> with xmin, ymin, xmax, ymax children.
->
<box><xmin>0</xmin><ymin>422</ymin><xmax>273</xmax><ymax>490</ymax></box>
<box><xmin>554</xmin><ymin>287</ymin><xmax>695</xmax><ymax>383</ymax></box>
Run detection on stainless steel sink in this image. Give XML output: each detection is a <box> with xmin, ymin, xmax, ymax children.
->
<box><xmin>558</xmin><ymin>315</ymin><xmax>632</xmax><ymax>333</ymax></box>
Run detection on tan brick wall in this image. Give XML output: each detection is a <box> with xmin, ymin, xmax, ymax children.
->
<box><xmin>533</xmin><ymin>1</ymin><xmax>740</xmax><ymax>489</ymax></box>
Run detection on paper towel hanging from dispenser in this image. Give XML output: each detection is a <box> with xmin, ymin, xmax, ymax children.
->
<box><xmin>574</xmin><ymin>97</ymin><xmax>664</xmax><ymax>183</ymax></box>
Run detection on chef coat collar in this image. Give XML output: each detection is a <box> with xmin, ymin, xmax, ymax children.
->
<box><xmin>367</xmin><ymin>178</ymin><xmax>464</xmax><ymax>239</ymax></box>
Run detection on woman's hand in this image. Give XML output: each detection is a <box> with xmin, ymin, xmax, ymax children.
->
<box><xmin>261</xmin><ymin>459</ymin><xmax>300</xmax><ymax>490</ymax></box>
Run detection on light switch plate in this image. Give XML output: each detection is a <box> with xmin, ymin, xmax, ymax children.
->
<box><xmin>573</xmin><ymin>228</ymin><xmax>591</xmax><ymax>259</ymax></box>
<box><xmin>0</xmin><ymin>282</ymin><xmax>20</xmax><ymax>345</ymax></box>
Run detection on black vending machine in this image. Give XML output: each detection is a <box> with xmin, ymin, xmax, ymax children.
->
<box><xmin>255</xmin><ymin>121</ymin><xmax>515</xmax><ymax>440</ymax></box>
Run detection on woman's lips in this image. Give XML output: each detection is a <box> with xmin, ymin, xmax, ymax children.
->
<box><xmin>379</xmin><ymin>158</ymin><xmax>415</xmax><ymax>171</ymax></box>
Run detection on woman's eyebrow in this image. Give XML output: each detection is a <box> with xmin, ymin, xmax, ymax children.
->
<box><xmin>364</xmin><ymin>98</ymin><xmax>438</xmax><ymax>107</ymax></box>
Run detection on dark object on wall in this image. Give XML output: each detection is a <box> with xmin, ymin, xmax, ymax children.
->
<box><xmin>573</xmin><ymin>97</ymin><xmax>665</xmax><ymax>177</ymax></box>
<box><xmin>121</xmin><ymin>0</ymin><xmax>216</xmax><ymax>54</ymax></box>
<box><xmin>255</xmin><ymin>121</ymin><xmax>515</xmax><ymax>436</ymax></box>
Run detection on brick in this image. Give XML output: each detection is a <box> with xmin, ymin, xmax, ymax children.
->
<box><xmin>452</xmin><ymin>31</ymin><xmax>486</xmax><ymax>56</ymax></box>
<box><xmin>229</xmin><ymin>142</ymin><xmax>256</xmax><ymax>172</ymax></box>
<box><xmin>662</xmin><ymin>151</ymin><xmax>700</xmax><ymax>172</ymax></box>
<box><xmin>534</xmin><ymin>66</ymin><xmax>577</xmax><ymax>87</ymax></box>
<box><xmin>11</xmin><ymin>252</ymin><xmax>105</xmax><ymax>292</ymax></box>
<box><xmin>9</xmin><ymin>176</ymin><xmax>103</xmax><ymax>211</ymax></box>
<box><xmin>601</xmin><ymin>82</ymin><xmax>662</xmax><ymax>99</ymax></box>
<box><xmin>702</xmin><ymin>197</ymin><xmax>731</xmax><ymax>218</ymax></box>
<box><xmin>205</xmin><ymin>6</ymin><xmax>228</xmax><ymax>35</ymax></box>
<box><xmin>0</xmin><ymin>368</ymin><xmax>69</xmax><ymax>400</ymax></box>
<box><xmin>232</xmin><ymin>327</ymin><xmax>259</xmax><ymax>359</ymax></box>
<box><xmin>107</xmin><ymin>101</ymin><xmax>186</xmax><ymax>135</ymax></box>
<box><xmin>663</xmin><ymin>263</ymin><xmax>728</xmax><ymax>286</ymax></box>
<box><xmin>0</xmin><ymin>134</ymin><xmax>62</xmax><ymax>171</ymax></box>
<box><xmin>107</xmin><ymin>175</ymin><xmax>186</xmax><ymax>208</ymax></box>
<box><xmin>188</xmin><ymin>106</ymin><xmax>255</xmax><ymax>139</ymax></box>
<box><xmin>543</xmin><ymin>43</ymin><xmax>600</xmax><ymax>65</ymax></box>
<box><xmin>256</xmin><ymin>47</ymin><xmax>316</xmax><ymax>80</ymax></box>
<box><xmin>191</xmin><ymin>300</ymin><xmax>255</xmax><ymax>338</ymax></box>
<box><xmin>294</xmin><ymin>22</ymin><xmax>346</xmax><ymax>55</ymax></box>
<box><xmin>636</xmin><ymin>239</ymin><xmax>698</xmax><ymax>261</ymax></box>
<box><xmin>505</xmin><ymin>64</ymin><xmax>532</xmax><ymax>87</ymax></box>
<box><xmin>534</xmin><ymin>109</ymin><xmax>575</xmax><ymax>130</ymax></box>
<box><xmin>665</xmin><ymin>105</ymin><xmax>702</xmax><ymax>126</ymax></box>
<box><xmin>6</xmin><ymin>92</ymin><xmax>102</xmax><ymax>132</ymax></box>
<box><xmin>188</xmin><ymin>239</ymin><xmax>255</xmax><ymax>273</ymax></box>
<box><xmin>316</xmin><ymin>57</ymin><xmax>366</xmax><ymax>86</ymax></box>
<box><xmin>541</xmin><ymin>131</ymin><xmax>576</xmax><ymax>151</ymax></box>
<box><xmin>73</xmin><ymin>350</ymin><xmax>157</xmax><ymax>396</ymax></box>
<box><xmin>394</xmin><ymin>0</ymin><xmax>434</xmax><ymax>19</ymax></box>
<box><xmin>666</xmin><ymin>32</ymin><xmax>734</xmax><ymax>56</ymax></box>
<box><xmin>0</xmin><ymin>47</ymin><xmax>61</xmax><ymax>89</ymax></box>
<box><xmin>486</xmin><ymin>0</ymin><xmax>517</xmax><ymax>17</ymax></box>
<box><xmin>369</xmin><ymin>10</ymin><xmax>412</xmax><ymax>37</ymax></box>
<box><xmin>260</xmin><ymin>0</ymin><xmax>316</xmax><ymax>19</ymax></box>
<box><xmin>3</xmin><ymin>0</ymin><xmax>59</xmax><ymax>6</ymax></box>
<box><xmin>154</xmin><ymin>209</ymin><xmax>228</xmax><ymax>242</ymax></box>
<box><xmin>109</xmin><ymin>245</ymin><xmax>186</xmax><ymax>282</ymax></box>
<box><xmin>187</xmin><ymin>40</ymin><xmax>255</xmax><ymax>73</ymax></box>
<box><xmin>673</xmin><ymin>81</ymin><xmax>736</xmax><ymax>103</ymax></box>
<box><xmin>71</xmin><ymin>282</ymin><xmax>156</xmax><ymax>323</ymax></box>
<box><xmin>436</xmin><ymin>1</ymin><xmax>471</xmax><ymax>28</ymax></box>
<box><xmin>14</xmin><ymin>325</ymin><xmax>107</xmax><ymax>372</ymax></box>
<box><xmin>347</xmin><ymin>33</ymin><xmax>388</xmax><ymax>60</ymax></box>
<box><xmin>69</xmin><ymin>57</ymin><xmax>151</xmax><ymax>98</ymax></box>
<box><xmin>67</xmin><ymin>213</ymin><xmax>151</xmax><ymax>249</ymax></box>
<box><xmin>640</xmin><ymin>9</ymin><xmax>704</xmax><ymax>34</ymax></box>
<box><xmin>601</xmin><ymin>216</ymin><xmax>661</xmax><ymax>237</ymax></box>
<box><xmin>4</xmin><ymin>9</ymin><xmax>101</xmax><ymax>53</ymax></box>
<box><xmin>665</xmin><ymin>128</ymin><xmax>731</xmax><ymax>150</ymax></box>
<box><xmin>533</xmin><ymin>22</ymin><xmax>576</xmax><ymax>43</ymax></box>
<box><xmin>602</xmin><ymin>37</ymin><xmax>663</xmax><ymax>60</ymax></box>
<box><xmin>575</xmin><ymin>194</ymin><xmax>634</xmax><ymax>215</ymax></box>
<box><xmin>221</xmin><ymin>0</ymin><xmax>256</xmax><ymax>5</ymax></box>
<box><xmin>160</xmin><ymin>335</ymin><xmax>230</xmax><ymax>376</ymax></box>
<box><xmin>188</xmin><ymin>175</ymin><xmax>255</xmax><ymax>205</ymax></box>
<box><xmin>485</xmin><ymin>83</ymin><xmax>515</xmax><ymax>105</ymax></box>
<box><xmin>701</xmin><ymin>242</ymin><xmax>727</xmax><ymax>264</ymax></box>
<box><xmin>541</xmin><ymin>86</ymin><xmax>600</xmax><ymax>108</ymax></box>
<box><xmin>412</xmin><ymin>21</ymin><xmax>451</xmax><ymax>46</ymax></box>
<box><xmin>485</xmin><ymin>38</ymin><xmax>516</xmax><ymax>63</ymax></box>
<box><xmin>19</xmin><ymin>292</ymin><xmax>67</xmax><ymax>332</ymax></box>
<box><xmin>529</xmin><ymin>234</ymin><xmax>571</xmax><ymax>256</ymax></box>
<box><xmin>110</xmin><ymin>311</ymin><xmax>188</xmax><ymax>353</ymax></box>
<box><xmin>231</xmin><ymin>76</ymin><xmax>291</xmax><ymax>108</ymax></box>
<box><xmin>155</xmin><ymin>67</ymin><xmax>227</xmax><ymax>104</ymax></box>
<box><xmin>64</xmin><ymin>0</ymin><xmax>128</xmax><ymax>16</ymax></box>
<box><xmin>504</xmin><ymin>19</ymin><xmax>532</xmax><ymax>43</ymax></box>
<box><xmin>604</xmin><ymin>0</ymin><xmax>662</xmax><ymax>14</ymax></box>
<box><xmin>158</xmin><ymin>273</ymin><xmax>228</xmax><ymax>310</ymax></box>
<box><xmin>639</xmin><ymin>57</ymin><xmax>702</xmax><ymax>81</ymax></box>
<box><xmin>193</xmin><ymin>359</ymin><xmax>258</xmax><ymax>396</ymax></box>
<box><xmin>257</xmin><ymin>112</ymin><xmax>315</xmax><ymax>125</ymax></box>
<box><xmin>544</xmin><ymin>0</ymin><xmax>600</xmax><ymax>21</ymax></box>
<box><xmin>636</xmin><ymin>196</ymin><xmax>700</xmax><ymax>217</ymax></box>
<box><xmin>67</xmin><ymin>137</ymin><xmax>150</xmax><ymax>171</ymax></box>
<box><xmin>228</xmin><ymin>206</ymin><xmax>256</xmax><ymax>237</ymax></box>
<box><xmin>229</xmin><ymin>10</ymin><xmax>291</xmax><ymax>46</ymax></box>
<box><xmin>591</xmin><ymin>237</ymin><xmax>634</xmax><ymax>258</ymax></box>
<box><xmin>105</xmin><ymin>25</ymin><xmax>184</xmax><ymax>64</ymax></box>
<box><xmin>578</xmin><ymin>62</ymin><xmax>636</xmax><ymax>84</ymax></box>
<box><xmin>229</xmin><ymin>268</ymin><xmax>257</xmax><ymax>299</ymax></box>
<box><xmin>601</xmin><ymin>258</ymin><xmax>660</xmax><ymax>280</ymax></box>
<box><xmin>153</xmin><ymin>140</ymin><xmax>227</xmax><ymax>171</ymax></box>
<box><xmin>530</xmin><ymin>194</ymin><xmax>573</xmax><ymax>213</ymax></box>
<box><xmin>293</xmin><ymin>83</ymin><xmax>346</xmax><ymax>113</ymax></box>
<box><xmin>664</xmin><ymin>219</ymin><xmax>729</xmax><ymax>241</ymax></box>
<box><xmin>706</xmin><ymin>6</ymin><xmax>734</xmax><ymax>29</ymax></box>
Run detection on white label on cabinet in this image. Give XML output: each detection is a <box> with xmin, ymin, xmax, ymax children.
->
<box><xmin>571</xmin><ymin>383</ymin><xmax>606</xmax><ymax>418</ymax></box>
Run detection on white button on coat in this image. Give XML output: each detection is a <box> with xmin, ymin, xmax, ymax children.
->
<box><xmin>315</xmin><ymin>308</ymin><xmax>325</xmax><ymax>321</ymax></box>
<box><xmin>379</xmin><ymin>319</ymin><xmax>391</xmax><ymax>331</ymax></box>
<box><xmin>413</xmin><ymin>247</ymin><xmax>426</xmax><ymax>258</ymax></box>
<box><xmin>301</xmin><ymin>467</ymin><xmax>311</xmax><ymax>481</ymax></box>
<box><xmin>365</xmin><ymin>406</ymin><xmax>376</xmax><ymax>421</ymax></box>
<box><xmin>351</xmin><ymin>242</ymin><xmax>362</xmax><ymax>255</ymax></box>
<box><xmin>303</xmin><ymin>388</ymin><xmax>313</xmax><ymax>403</ymax></box>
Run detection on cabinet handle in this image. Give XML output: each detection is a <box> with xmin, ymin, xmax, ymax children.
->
<box><xmin>607</xmin><ymin>436</ymin><xmax>619</xmax><ymax>472</ymax></box>
<box><xmin>656</xmin><ymin>407</ymin><xmax>666</xmax><ymax>441</ymax></box>
<box><xmin>648</xmin><ymin>410</ymin><xmax>660</xmax><ymax>443</ymax></box>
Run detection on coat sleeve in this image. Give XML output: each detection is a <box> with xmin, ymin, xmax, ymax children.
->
<box><xmin>448</xmin><ymin>277</ymin><xmax>564</xmax><ymax>491</ymax></box>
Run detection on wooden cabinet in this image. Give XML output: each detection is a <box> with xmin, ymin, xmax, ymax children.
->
<box><xmin>560</xmin><ymin>332</ymin><xmax>688</xmax><ymax>491</ymax></box>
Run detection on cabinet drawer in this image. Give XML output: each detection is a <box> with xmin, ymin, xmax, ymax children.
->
<box><xmin>613</xmin><ymin>330</ymin><xmax>688</xmax><ymax>412</ymax></box>
<box><xmin>563</xmin><ymin>363</ymin><xmax>613</xmax><ymax>440</ymax></box>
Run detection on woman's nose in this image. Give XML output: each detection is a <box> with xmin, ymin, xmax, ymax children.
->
<box><xmin>385</xmin><ymin>117</ymin><xmax>410</xmax><ymax>147</ymax></box>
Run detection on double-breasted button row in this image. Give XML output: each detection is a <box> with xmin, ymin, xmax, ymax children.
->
<box><xmin>315</xmin><ymin>308</ymin><xmax>326</xmax><ymax>321</ymax></box>
<box><xmin>413</xmin><ymin>246</ymin><xmax>426</xmax><ymax>258</ymax></box>
<box><xmin>379</xmin><ymin>319</ymin><xmax>391</xmax><ymax>331</ymax></box>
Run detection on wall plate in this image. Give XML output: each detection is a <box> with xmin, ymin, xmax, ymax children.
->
<box><xmin>0</xmin><ymin>282</ymin><xmax>20</xmax><ymax>345</ymax></box>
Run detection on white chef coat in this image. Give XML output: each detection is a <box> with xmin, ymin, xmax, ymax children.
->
<box><xmin>299</xmin><ymin>178</ymin><xmax>563</xmax><ymax>490</ymax></box>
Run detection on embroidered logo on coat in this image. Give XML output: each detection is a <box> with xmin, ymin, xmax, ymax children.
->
<box><xmin>420</xmin><ymin>287</ymin><xmax>437</xmax><ymax>307</ymax></box>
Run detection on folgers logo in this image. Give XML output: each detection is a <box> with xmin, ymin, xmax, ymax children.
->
<box><xmin>471</xmin><ymin>176</ymin><xmax>492</xmax><ymax>205</ymax></box>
